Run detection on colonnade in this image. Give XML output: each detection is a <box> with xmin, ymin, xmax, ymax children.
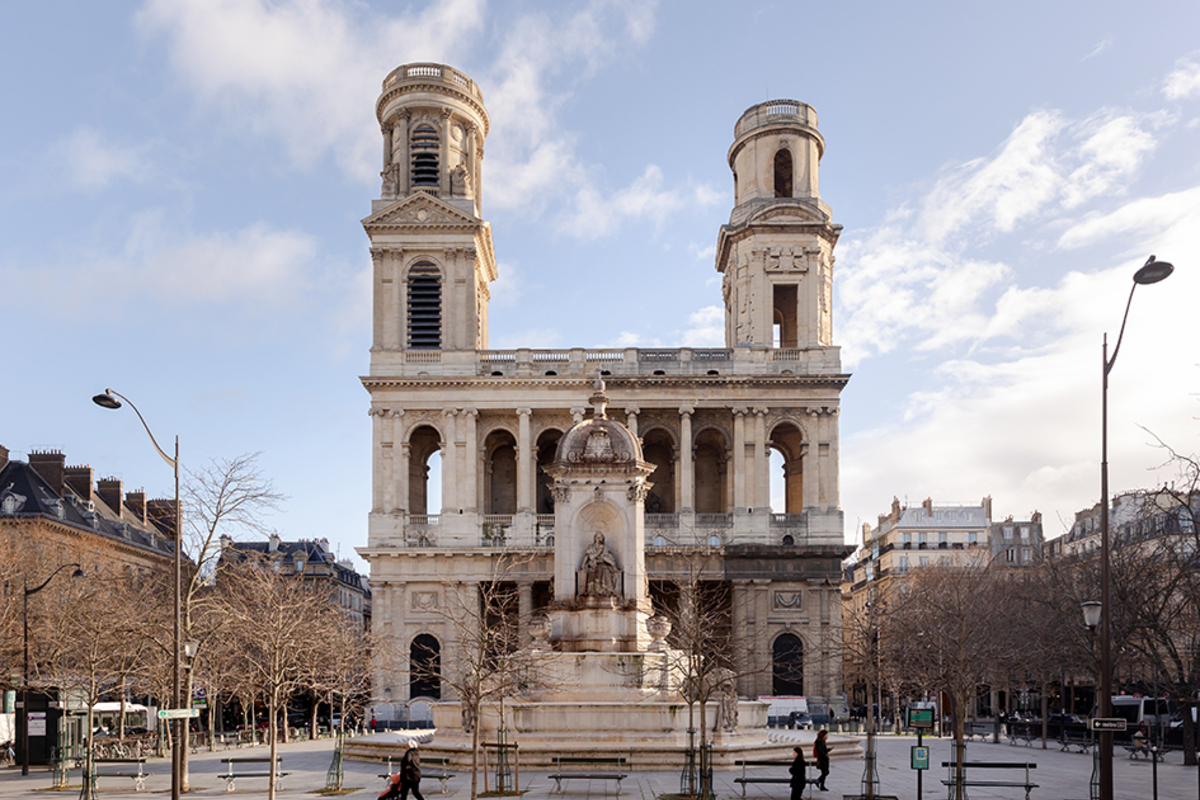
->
<box><xmin>368</xmin><ymin>405</ymin><xmax>840</xmax><ymax>518</ymax></box>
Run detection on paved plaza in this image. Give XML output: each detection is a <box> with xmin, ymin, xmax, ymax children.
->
<box><xmin>2</xmin><ymin>732</ymin><xmax>1196</xmax><ymax>799</ymax></box>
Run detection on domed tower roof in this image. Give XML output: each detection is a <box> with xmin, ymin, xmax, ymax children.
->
<box><xmin>554</xmin><ymin>375</ymin><xmax>643</xmax><ymax>466</ymax></box>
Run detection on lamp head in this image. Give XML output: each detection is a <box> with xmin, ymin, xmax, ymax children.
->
<box><xmin>71</xmin><ymin>568</ymin><xmax>85</xmax><ymax>579</ymax></box>
<box><xmin>92</xmin><ymin>392</ymin><xmax>122</xmax><ymax>410</ymax></box>
<box><xmin>1134</xmin><ymin>256</ymin><xmax>1173</xmax><ymax>285</ymax></box>
<box><xmin>1081</xmin><ymin>600</ymin><xmax>1102</xmax><ymax>629</ymax></box>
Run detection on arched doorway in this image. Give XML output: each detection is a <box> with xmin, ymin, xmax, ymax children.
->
<box><xmin>773</xmin><ymin>632</ymin><xmax>804</xmax><ymax>695</ymax></box>
<box><xmin>536</xmin><ymin>429</ymin><xmax>563</xmax><ymax>514</ymax></box>
<box><xmin>410</xmin><ymin>634</ymin><xmax>441</xmax><ymax>699</ymax></box>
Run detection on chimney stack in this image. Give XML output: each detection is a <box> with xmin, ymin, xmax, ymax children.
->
<box><xmin>0</xmin><ymin>445</ymin><xmax>9</xmax><ymax>471</ymax></box>
<box><xmin>29</xmin><ymin>450</ymin><xmax>66</xmax><ymax>495</ymax></box>
<box><xmin>97</xmin><ymin>477</ymin><xmax>123</xmax><ymax>515</ymax></box>
<box><xmin>147</xmin><ymin>498</ymin><xmax>178</xmax><ymax>534</ymax></box>
<box><xmin>65</xmin><ymin>465</ymin><xmax>95</xmax><ymax>503</ymax></box>
<box><xmin>125</xmin><ymin>490</ymin><xmax>148</xmax><ymax>524</ymax></box>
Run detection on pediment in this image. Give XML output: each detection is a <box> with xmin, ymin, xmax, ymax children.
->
<box><xmin>746</xmin><ymin>200</ymin><xmax>829</xmax><ymax>226</ymax></box>
<box><xmin>362</xmin><ymin>192</ymin><xmax>480</xmax><ymax>229</ymax></box>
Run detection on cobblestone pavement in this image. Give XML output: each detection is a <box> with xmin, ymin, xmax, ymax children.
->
<box><xmin>2</xmin><ymin>732</ymin><xmax>1197</xmax><ymax>799</ymax></box>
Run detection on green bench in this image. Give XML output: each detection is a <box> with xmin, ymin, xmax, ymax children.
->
<box><xmin>547</xmin><ymin>756</ymin><xmax>627</xmax><ymax>794</ymax></box>
<box><xmin>733</xmin><ymin>759</ymin><xmax>795</xmax><ymax>797</ymax></box>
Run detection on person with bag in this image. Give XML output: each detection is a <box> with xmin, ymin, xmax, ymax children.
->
<box><xmin>813</xmin><ymin>729</ymin><xmax>830</xmax><ymax>791</ymax></box>
<box><xmin>790</xmin><ymin>744</ymin><xmax>807</xmax><ymax>800</ymax></box>
<box><xmin>379</xmin><ymin>741</ymin><xmax>425</xmax><ymax>800</ymax></box>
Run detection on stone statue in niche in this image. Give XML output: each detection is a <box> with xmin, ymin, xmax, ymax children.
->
<box><xmin>451</xmin><ymin>163</ymin><xmax>474</xmax><ymax>199</ymax></box>
<box><xmin>579</xmin><ymin>532</ymin><xmax>620</xmax><ymax>597</ymax></box>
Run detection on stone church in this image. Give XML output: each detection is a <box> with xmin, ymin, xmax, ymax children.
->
<box><xmin>358</xmin><ymin>63</ymin><xmax>852</xmax><ymax>723</ymax></box>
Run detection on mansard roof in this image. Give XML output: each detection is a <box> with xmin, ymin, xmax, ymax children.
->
<box><xmin>0</xmin><ymin>459</ymin><xmax>175</xmax><ymax>559</ymax></box>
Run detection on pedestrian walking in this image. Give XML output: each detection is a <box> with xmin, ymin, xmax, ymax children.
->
<box><xmin>371</xmin><ymin>714</ymin><xmax>377</xmax><ymax>733</ymax></box>
<box><xmin>790</xmin><ymin>744</ymin><xmax>807</xmax><ymax>800</ymax></box>
<box><xmin>379</xmin><ymin>741</ymin><xmax>425</xmax><ymax>800</ymax></box>
<box><xmin>814</xmin><ymin>729</ymin><xmax>830</xmax><ymax>791</ymax></box>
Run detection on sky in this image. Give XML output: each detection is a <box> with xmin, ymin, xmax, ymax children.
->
<box><xmin>3</xmin><ymin>0</ymin><xmax>1200</xmax><ymax>572</ymax></box>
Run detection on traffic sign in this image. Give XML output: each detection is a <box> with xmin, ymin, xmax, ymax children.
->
<box><xmin>1090</xmin><ymin>717</ymin><xmax>1126</xmax><ymax>731</ymax></box>
<box><xmin>157</xmin><ymin>708</ymin><xmax>200</xmax><ymax>719</ymax></box>
<box><xmin>911</xmin><ymin>746</ymin><xmax>930</xmax><ymax>770</ymax></box>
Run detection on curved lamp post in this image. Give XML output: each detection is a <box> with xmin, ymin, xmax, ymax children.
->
<box><xmin>1097</xmin><ymin>256</ymin><xmax>1173</xmax><ymax>800</ymax></box>
<box><xmin>22</xmin><ymin>563</ymin><xmax>84</xmax><ymax>775</ymax></box>
<box><xmin>92</xmin><ymin>389</ymin><xmax>182</xmax><ymax>800</ymax></box>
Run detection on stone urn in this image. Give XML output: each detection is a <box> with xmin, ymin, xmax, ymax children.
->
<box><xmin>528</xmin><ymin>614</ymin><xmax>552</xmax><ymax>649</ymax></box>
<box><xmin>647</xmin><ymin>614</ymin><xmax>672</xmax><ymax>651</ymax></box>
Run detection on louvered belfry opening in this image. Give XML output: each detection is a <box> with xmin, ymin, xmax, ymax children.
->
<box><xmin>411</xmin><ymin>124</ymin><xmax>440</xmax><ymax>188</ymax></box>
<box><xmin>407</xmin><ymin>262</ymin><xmax>442</xmax><ymax>349</ymax></box>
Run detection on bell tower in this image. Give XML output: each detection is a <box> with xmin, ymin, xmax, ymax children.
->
<box><xmin>363</xmin><ymin>63</ymin><xmax>496</xmax><ymax>355</ymax></box>
<box><xmin>716</xmin><ymin>100</ymin><xmax>843</xmax><ymax>350</ymax></box>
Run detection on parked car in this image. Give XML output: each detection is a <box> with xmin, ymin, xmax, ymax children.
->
<box><xmin>789</xmin><ymin>712</ymin><xmax>813</xmax><ymax>730</ymax></box>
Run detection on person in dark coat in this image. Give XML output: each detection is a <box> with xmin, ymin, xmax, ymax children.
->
<box><xmin>790</xmin><ymin>744</ymin><xmax>807</xmax><ymax>800</ymax></box>
<box><xmin>379</xmin><ymin>741</ymin><xmax>425</xmax><ymax>800</ymax></box>
<box><xmin>814</xmin><ymin>729</ymin><xmax>831</xmax><ymax>790</ymax></box>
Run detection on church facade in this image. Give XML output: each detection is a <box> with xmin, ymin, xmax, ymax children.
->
<box><xmin>358</xmin><ymin>63</ymin><xmax>852</xmax><ymax>721</ymax></box>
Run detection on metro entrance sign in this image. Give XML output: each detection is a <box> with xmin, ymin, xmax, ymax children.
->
<box><xmin>157</xmin><ymin>708</ymin><xmax>200</xmax><ymax>719</ymax></box>
<box><xmin>1090</xmin><ymin>717</ymin><xmax>1127</xmax><ymax>732</ymax></box>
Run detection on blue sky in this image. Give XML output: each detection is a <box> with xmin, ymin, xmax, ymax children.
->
<box><xmin>3</xmin><ymin>0</ymin><xmax>1200</xmax><ymax>569</ymax></box>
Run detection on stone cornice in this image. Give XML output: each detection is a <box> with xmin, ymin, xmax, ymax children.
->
<box><xmin>376</xmin><ymin>81</ymin><xmax>490</xmax><ymax>136</ymax></box>
<box><xmin>361</xmin><ymin>373</ymin><xmax>850</xmax><ymax>393</ymax></box>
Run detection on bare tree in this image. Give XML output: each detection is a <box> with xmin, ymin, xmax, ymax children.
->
<box><xmin>408</xmin><ymin>556</ymin><xmax>541</xmax><ymax>800</ymax></box>
<box><xmin>887</xmin><ymin>561</ymin><xmax>1016</xmax><ymax>800</ymax></box>
<box><xmin>217</xmin><ymin>553</ymin><xmax>327</xmax><ymax>800</ymax></box>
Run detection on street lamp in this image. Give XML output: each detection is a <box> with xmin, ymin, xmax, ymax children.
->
<box><xmin>92</xmin><ymin>389</ymin><xmax>183</xmax><ymax>800</ymax></box>
<box><xmin>1097</xmin><ymin>255</ymin><xmax>1174</xmax><ymax>800</ymax></box>
<box><xmin>22</xmin><ymin>563</ymin><xmax>84</xmax><ymax>775</ymax></box>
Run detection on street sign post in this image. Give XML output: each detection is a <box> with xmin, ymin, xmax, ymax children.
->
<box><xmin>157</xmin><ymin>709</ymin><xmax>200</xmax><ymax>719</ymax></box>
<box><xmin>1090</xmin><ymin>718</ymin><xmax>1127</xmax><ymax>732</ymax></box>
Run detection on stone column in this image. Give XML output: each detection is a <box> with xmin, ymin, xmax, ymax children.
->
<box><xmin>382</xmin><ymin>122</ymin><xmax>393</xmax><ymax>170</ymax></box>
<box><xmin>732</xmin><ymin>407</ymin><xmax>747</xmax><ymax>510</ymax></box>
<box><xmin>462</xmin><ymin>408</ymin><xmax>478</xmax><ymax>513</ymax></box>
<box><xmin>441</xmin><ymin>410</ymin><xmax>458</xmax><ymax>513</ymax></box>
<box><xmin>802</xmin><ymin>416</ymin><xmax>817</xmax><ymax>511</ymax></box>
<box><xmin>732</xmin><ymin>581</ymin><xmax>751</xmax><ymax>696</ymax></box>
<box><xmin>517</xmin><ymin>581</ymin><xmax>533</xmax><ymax>645</ymax></box>
<box><xmin>382</xmin><ymin>414</ymin><xmax>396</xmax><ymax>514</ymax></box>
<box><xmin>679</xmin><ymin>407</ymin><xmax>694</xmax><ymax>512</ymax></box>
<box><xmin>517</xmin><ymin>408</ymin><xmax>533</xmax><ymax>513</ymax></box>
<box><xmin>393</xmin><ymin>249</ymin><xmax>406</xmax><ymax>350</ymax></box>
<box><xmin>395</xmin><ymin>111</ymin><xmax>410</xmax><ymax>196</ymax></box>
<box><xmin>370</xmin><ymin>248</ymin><xmax>385</xmax><ymax>350</ymax></box>
<box><xmin>754</xmin><ymin>580</ymin><xmax>771</xmax><ymax>696</ymax></box>
<box><xmin>370</xmin><ymin>408</ymin><xmax>385</xmax><ymax>513</ymax></box>
<box><xmin>439</xmin><ymin>109</ymin><xmax>452</xmax><ymax>196</ymax></box>
<box><xmin>398</xmin><ymin>442</ymin><xmax>411</xmax><ymax>517</ymax></box>
<box><xmin>625</xmin><ymin>406</ymin><xmax>639</xmax><ymax>439</ymax></box>
<box><xmin>826</xmin><ymin>408</ymin><xmax>839</xmax><ymax>510</ymax></box>
<box><xmin>753</xmin><ymin>408</ymin><xmax>769</xmax><ymax>511</ymax></box>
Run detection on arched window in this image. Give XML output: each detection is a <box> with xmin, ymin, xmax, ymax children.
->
<box><xmin>411</xmin><ymin>125</ymin><xmax>440</xmax><ymax>188</ymax></box>
<box><xmin>410</xmin><ymin>634</ymin><xmax>441</xmax><ymax>699</ymax></box>
<box><xmin>407</xmin><ymin>262</ymin><xmax>441</xmax><ymax>349</ymax></box>
<box><xmin>536</xmin><ymin>429</ymin><xmax>563</xmax><ymax>514</ymax></box>
<box><xmin>484</xmin><ymin>430</ymin><xmax>517</xmax><ymax>514</ymax></box>
<box><xmin>774</xmin><ymin>149</ymin><xmax>793</xmax><ymax>198</ymax></box>
<box><xmin>408</xmin><ymin>425</ymin><xmax>442</xmax><ymax>515</ymax></box>
<box><xmin>769</xmin><ymin>423</ymin><xmax>805</xmax><ymax>512</ymax></box>
<box><xmin>773</xmin><ymin>633</ymin><xmax>804</xmax><ymax>695</ymax></box>
<box><xmin>641</xmin><ymin>429</ymin><xmax>676</xmax><ymax>514</ymax></box>
<box><xmin>693</xmin><ymin>429</ymin><xmax>728</xmax><ymax>514</ymax></box>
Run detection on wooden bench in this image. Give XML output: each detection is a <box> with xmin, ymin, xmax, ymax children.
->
<box><xmin>220</xmin><ymin>756</ymin><xmax>289</xmax><ymax>792</ymax></box>
<box><xmin>379</xmin><ymin>755</ymin><xmax>457</xmax><ymax>794</ymax></box>
<box><xmin>547</xmin><ymin>756</ymin><xmax>627</xmax><ymax>793</ymax></box>
<box><xmin>733</xmin><ymin>759</ymin><xmax>795</xmax><ymax>797</ymax></box>
<box><xmin>941</xmin><ymin>761</ymin><xmax>1038</xmax><ymax>800</ymax></box>
<box><xmin>93</xmin><ymin>757</ymin><xmax>150</xmax><ymax>792</ymax></box>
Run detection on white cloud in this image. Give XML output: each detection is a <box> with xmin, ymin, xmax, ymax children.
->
<box><xmin>558</xmin><ymin>165</ymin><xmax>722</xmax><ymax>238</ymax></box>
<box><xmin>55</xmin><ymin>128</ymin><xmax>152</xmax><ymax>189</ymax></box>
<box><xmin>1082</xmin><ymin>35</ymin><xmax>1113</xmax><ymax>61</ymax></box>
<box><xmin>679</xmin><ymin>306</ymin><xmax>724</xmax><ymax>347</ymax></box>
<box><xmin>690</xmin><ymin>243</ymin><xmax>716</xmax><ymax>261</ymax></box>
<box><xmin>1163</xmin><ymin>56</ymin><xmax>1200</xmax><ymax>100</ymax></box>
<box><xmin>136</xmin><ymin>0</ymin><xmax>484</xmax><ymax>181</ymax></box>
<box><xmin>837</xmin><ymin>107</ymin><xmax>1162</xmax><ymax>367</ymax></box>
